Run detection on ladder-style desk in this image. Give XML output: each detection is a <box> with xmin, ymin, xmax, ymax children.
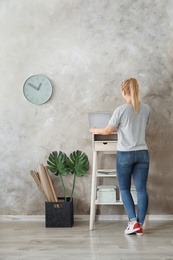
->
<box><xmin>89</xmin><ymin>132</ymin><xmax>119</xmax><ymax>230</ymax></box>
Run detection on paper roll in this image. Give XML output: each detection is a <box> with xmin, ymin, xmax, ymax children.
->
<box><xmin>37</xmin><ymin>164</ymin><xmax>56</xmax><ymax>202</ymax></box>
<box><xmin>45</xmin><ymin>167</ymin><xmax>58</xmax><ymax>202</ymax></box>
<box><xmin>30</xmin><ymin>170</ymin><xmax>48</xmax><ymax>202</ymax></box>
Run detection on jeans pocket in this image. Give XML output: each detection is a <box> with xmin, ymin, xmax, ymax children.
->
<box><xmin>117</xmin><ymin>152</ymin><xmax>131</xmax><ymax>166</ymax></box>
<box><xmin>139</xmin><ymin>150</ymin><xmax>150</xmax><ymax>163</ymax></box>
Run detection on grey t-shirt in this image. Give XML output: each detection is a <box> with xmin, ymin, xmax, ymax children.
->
<box><xmin>109</xmin><ymin>103</ymin><xmax>150</xmax><ymax>151</ymax></box>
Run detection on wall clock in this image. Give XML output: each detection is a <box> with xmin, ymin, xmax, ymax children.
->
<box><xmin>23</xmin><ymin>74</ymin><xmax>53</xmax><ymax>105</ymax></box>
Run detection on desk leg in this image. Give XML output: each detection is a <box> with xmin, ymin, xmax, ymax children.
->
<box><xmin>89</xmin><ymin>151</ymin><xmax>97</xmax><ymax>230</ymax></box>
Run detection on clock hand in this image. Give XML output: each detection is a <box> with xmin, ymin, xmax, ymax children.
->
<box><xmin>38</xmin><ymin>83</ymin><xmax>42</xmax><ymax>90</ymax></box>
<box><xmin>28</xmin><ymin>83</ymin><xmax>39</xmax><ymax>91</ymax></box>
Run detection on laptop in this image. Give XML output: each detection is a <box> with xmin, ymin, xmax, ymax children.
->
<box><xmin>88</xmin><ymin>112</ymin><xmax>111</xmax><ymax>128</ymax></box>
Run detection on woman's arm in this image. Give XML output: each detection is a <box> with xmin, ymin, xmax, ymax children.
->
<box><xmin>89</xmin><ymin>124</ymin><xmax>116</xmax><ymax>135</ymax></box>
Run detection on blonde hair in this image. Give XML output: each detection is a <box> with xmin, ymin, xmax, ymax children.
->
<box><xmin>121</xmin><ymin>78</ymin><xmax>139</xmax><ymax>113</ymax></box>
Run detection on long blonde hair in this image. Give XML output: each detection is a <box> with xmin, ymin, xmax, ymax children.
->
<box><xmin>120</xmin><ymin>78</ymin><xmax>139</xmax><ymax>113</ymax></box>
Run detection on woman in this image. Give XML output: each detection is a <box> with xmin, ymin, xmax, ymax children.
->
<box><xmin>89</xmin><ymin>78</ymin><xmax>150</xmax><ymax>235</ymax></box>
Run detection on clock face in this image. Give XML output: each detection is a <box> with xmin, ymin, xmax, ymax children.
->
<box><xmin>23</xmin><ymin>75</ymin><xmax>53</xmax><ymax>105</ymax></box>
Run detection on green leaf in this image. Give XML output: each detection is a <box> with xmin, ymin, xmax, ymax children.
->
<box><xmin>67</xmin><ymin>150</ymin><xmax>89</xmax><ymax>177</ymax></box>
<box><xmin>47</xmin><ymin>151</ymin><xmax>70</xmax><ymax>176</ymax></box>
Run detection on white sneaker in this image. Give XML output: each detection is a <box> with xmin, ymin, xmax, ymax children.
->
<box><xmin>125</xmin><ymin>222</ymin><xmax>140</xmax><ymax>235</ymax></box>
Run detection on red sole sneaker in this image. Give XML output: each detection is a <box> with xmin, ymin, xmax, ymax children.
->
<box><xmin>136</xmin><ymin>227</ymin><xmax>143</xmax><ymax>236</ymax></box>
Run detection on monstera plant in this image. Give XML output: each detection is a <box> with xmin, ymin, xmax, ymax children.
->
<box><xmin>47</xmin><ymin>150</ymin><xmax>89</xmax><ymax>202</ymax></box>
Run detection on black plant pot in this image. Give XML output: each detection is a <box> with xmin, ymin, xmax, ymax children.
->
<box><xmin>45</xmin><ymin>197</ymin><xmax>74</xmax><ymax>228</ymax></box>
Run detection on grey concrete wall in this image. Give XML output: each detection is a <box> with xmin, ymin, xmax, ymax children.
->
<box><xmin>0</xmin><ymin>0</ymin><xmax>173</xmax><ymax>216</ymax></box>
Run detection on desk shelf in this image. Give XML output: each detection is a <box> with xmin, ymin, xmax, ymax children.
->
<box><xmin>96</xmin><ymin>174</ymin><xmax>116</xmax><ymax>178</ymax></box>
<box><xmin>97</xmin><ymin>169</ymin><xmax>116</xmax><ymax>178</ymax></box>
<box><xmin>95</xmin><ymin>201</ymin><xmax>123</xmax><ymax>205</ymax></box>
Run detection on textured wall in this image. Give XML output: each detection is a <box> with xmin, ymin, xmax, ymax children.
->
<box><xmin>0</xmin><ymin>0</ymin><xmax>173</xmax><ymax>216</ymax></box>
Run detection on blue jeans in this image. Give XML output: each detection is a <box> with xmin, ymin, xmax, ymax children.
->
<box><xmin>116</xmin><ymin>150</ymin><xmax>149</xmax><ymax>225</ymax></box>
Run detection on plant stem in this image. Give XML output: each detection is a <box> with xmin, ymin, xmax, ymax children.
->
<box><xmin>70</xmin><ymin>174</ymin><xmax>76</xmax><ymax>202</ymax></box>
<box><xmin>59</xmin><ymin>174</ymin><xmax>66</xmax><ymax>202</ymax></box>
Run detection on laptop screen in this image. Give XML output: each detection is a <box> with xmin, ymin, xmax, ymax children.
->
<box><xmin>88</xmin><ymin>112</ymin><xmax>111</xmax><ymax>128</ymax></box>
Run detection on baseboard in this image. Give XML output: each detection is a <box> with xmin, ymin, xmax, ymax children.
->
<box><xmin>1</xmin><ymin>215</ymin><xmax>173</xmax><ymax>221</ymax></box>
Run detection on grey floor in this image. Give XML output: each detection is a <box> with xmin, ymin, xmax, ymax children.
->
<box><xmin>0</xmin><ymin>217</ymin><xmax>173</xmax><ymax>260</ymax></box>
